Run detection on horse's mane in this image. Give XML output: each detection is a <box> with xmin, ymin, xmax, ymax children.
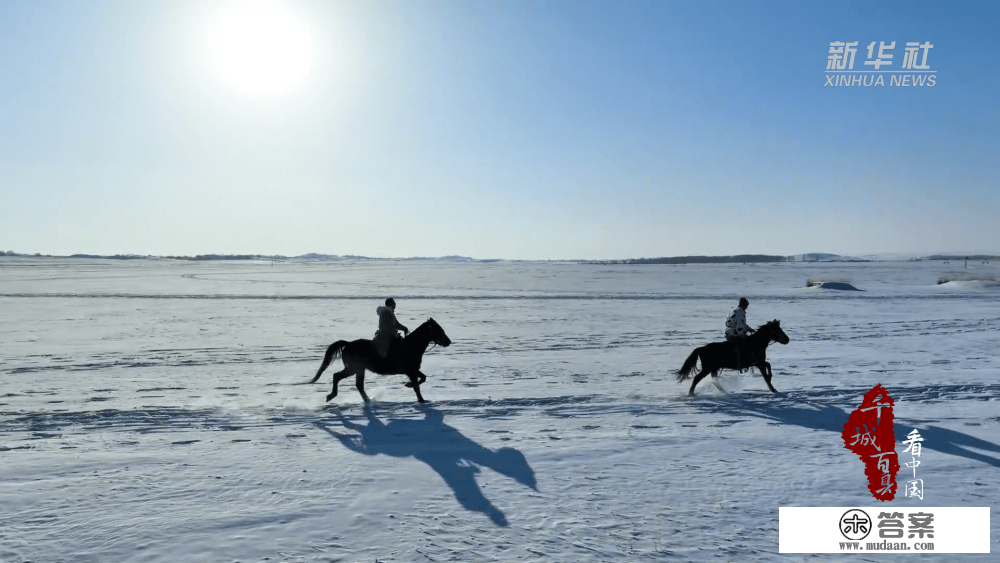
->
<box><xmin>403</xmin><ymin>318</ymin><xmax>440</xmax><ymax>343</ymax></box>
<box><xmin>756</xmin><ymin>319</ymin><xmax>780</xmax><ymax>331</ymax></box>
<box><xmin>408</xmin><ymin>318</ymin><xmax>438</xmax><ymax>334</ymax></box>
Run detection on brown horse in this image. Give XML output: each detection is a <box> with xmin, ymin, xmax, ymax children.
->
<box><xmin>676</xmin><ymin>320</ymin><xmax>790</xmax><ymax>396</ymax></box>
<box><xmin>310</xmin><ymin>318</ymin><xmax>452</xmax><ymax>403</ymax></box>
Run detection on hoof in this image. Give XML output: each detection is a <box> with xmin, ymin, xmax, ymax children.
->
<box><xmin>326</xmin><ymin>393</ymin><xmax>335</xmax><ymax>402</ymax></box>
<box><xmin>404</xmin><ymin>382</ymin><xmax>413</xmax><ymax>388</ymax></box>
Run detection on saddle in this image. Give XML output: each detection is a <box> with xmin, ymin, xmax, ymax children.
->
<box><xmin>371</xmin><ymin>334</ymin><xmax>405</xmax><ymax>361</ymax></box>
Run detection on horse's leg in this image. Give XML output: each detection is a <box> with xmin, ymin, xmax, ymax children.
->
<box><xmin>355</xmin><ymin>369</ymin><xmax>370</xmax><ymax>403</ymax></box>
<box><xmin>760</xmin><ymin>361</ymin><xmax>778</xmax><ymax>393</ymax></box>
<box><xmin>325</xmin><ymin>368</ymin><xmax>353</xmax><ymax>402</ymax></box>
<box><xmin>689</xmin><ymin>369</ymin><xmax>711</xmax><ymax>396</ymax></box>
<box><xmin>711</xmin><ymin>371</ymin><xmax>727</xmax><ymax>394</ymax></box>
<box><xmin>406</xmin><ymin>371</ymin><xmax>427</xmax><ymax>403</ymax></box>
<box><xmin>403</xmin><ymin>371</ymin><xmax>427</xmax><ymax>388</ymax></box>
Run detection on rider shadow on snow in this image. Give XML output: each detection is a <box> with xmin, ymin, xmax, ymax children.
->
<box><xmin>693</xmin><ymin>394</ymin><xmax>1000</xmax><ymax>469</ymax></box>
<box><xmin>314</xmin><ymin>405</ymin><xmax>537</xmax><ymax>526</ymax></box>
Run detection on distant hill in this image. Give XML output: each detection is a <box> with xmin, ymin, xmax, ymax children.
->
<box><xmin>162</xmin><ymin>254</ymin><xmax>285</xmax><ymax>261</ymax></box>
<box><xmin>595</xmin><ymin>254</ymin><xmax>790</xmax><ymax>265</ymax></box>
<box><xmin>70</xmin><ymin>254</ymin><xmax>151</xmax><ymax>260</ymax></box>
<box><xmin>788</xmin><ymin>253</ymin><xmax>871</xmax><ymax>262</ymax></box>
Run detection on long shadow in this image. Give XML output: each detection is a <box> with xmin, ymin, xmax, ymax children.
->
<box><xmin>314</xmin><ymin>405</ymin><xmax>536</xmax><ymax>526</ymax></box>
<box><xmin>693</xmin><ymin>394</ymin><xmax>1000</xmax><ymax>468</ymax></box>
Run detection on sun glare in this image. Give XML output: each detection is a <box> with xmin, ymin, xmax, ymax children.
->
<box><xmin>207</xmin><ymin>3</ymin><xmax>312</xmax><ymax>95</ymax></box>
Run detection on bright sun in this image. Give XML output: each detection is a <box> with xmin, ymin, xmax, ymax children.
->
<box><xmin>207</xmin><ymin>3</ymin><xmax>312</xmax><ymax>95</ymax></box>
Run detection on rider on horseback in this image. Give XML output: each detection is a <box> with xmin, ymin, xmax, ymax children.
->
<box><xmin>373</xmin><ymin>298</ymin><xmax>409</xmax><ymax>358</ymax></box>
<box><xmin>725</xmin><ymin>297</ymin><xmax>755</xmax><ymax>371</ymax></box>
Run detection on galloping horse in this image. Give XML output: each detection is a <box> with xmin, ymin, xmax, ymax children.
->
<box><xmin>310</xmin><ymin>318</ymin><xmax>452</xmax><ymax>403</ymax></box>
<box><xmin>676</xmin><ymin>320</ymin><xmax>790</xmax><ymax>396</ymax></box>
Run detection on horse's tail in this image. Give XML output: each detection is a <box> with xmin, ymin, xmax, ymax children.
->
<box><xmin>311</xmin><ymin>340</ymin><xmax>349</xmax><ymax>383</ymax></box>
<box><xmin>676</xmin><ymin>348</ymin><xmax>701</xmax><ymax>382</ymax></box>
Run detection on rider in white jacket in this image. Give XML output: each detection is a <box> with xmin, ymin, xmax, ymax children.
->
<box><xmin>725</xmin><ymin>297</ymin><xmax>754</xmax><ymax>370</ymax></box>
<box><xmin>373</xmin><ymin>298</ymin><xmax>409</xmax><ymax>358</ymax></box>
<box><xmin>725</xmin><ymin>297</ymin><xmax>754</xmax><ymax>341</ymax></box>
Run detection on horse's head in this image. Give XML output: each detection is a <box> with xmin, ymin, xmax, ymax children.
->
<box><xmin>765</xmin><ymin>319</ymin><xmax>790</xmax><ymax>345</ymax></box>
<box><xmin>427</xmin><ymin>318</ymin><xmax>451</xmax><ymax>347</ymax></box>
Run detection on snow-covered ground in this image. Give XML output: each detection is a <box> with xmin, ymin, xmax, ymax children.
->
<box><xmin>2</xmin><ymin>258</ymin><xmax>998</xmax><ymax>562</ymax></box>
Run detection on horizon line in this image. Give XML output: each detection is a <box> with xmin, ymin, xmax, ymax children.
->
<box><xmin>4</xmin><ymin>251</ymin><xmax>999</xmax><ymax>263</ymax></box>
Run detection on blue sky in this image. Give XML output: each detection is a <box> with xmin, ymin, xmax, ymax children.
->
<box><xmin>1</xmin><ymin>0</ymin><xmax>997</xmax><ymax>259</ymax></box>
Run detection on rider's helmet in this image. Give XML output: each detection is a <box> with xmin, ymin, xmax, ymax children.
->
<box><xmin>386</xmin><ymin>297</ymin><xmax>396</xmax><ymax>309</ymax></box>
<box><xmin>739</xmin><ymin>297</ymin><xmax>749</xmax><ymax>308</ymax></box>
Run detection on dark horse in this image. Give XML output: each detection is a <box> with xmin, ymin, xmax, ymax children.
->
<box><xmin>676</xmin><ymin>320</ymin><xmax>790</xmax><ymax>396</ymax></box>
<box><xmin>310</xmin><ymin>318</ymin><xmax>452</xmax><ymax>403</ymax></box>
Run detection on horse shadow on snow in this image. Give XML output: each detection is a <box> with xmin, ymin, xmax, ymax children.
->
<box><xmin>692</xmin><ymin>390</ymin><xmax>1000</xmax><ymax>469</ymax></box>
<box><xmin>314</xmin><ymin>405</ymin><xmax>536</xmax><ymax>526</ymax></box>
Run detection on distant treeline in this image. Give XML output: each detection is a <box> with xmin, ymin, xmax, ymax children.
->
<box><xmin>592</xmin><ymin>254</ymin><xmax>790</xmax><ymax>265</ymax></box>
<box><xmin>2</xmin><ymin>250</ymin><xmax>51</xmax><ymax>257</ymax></box>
